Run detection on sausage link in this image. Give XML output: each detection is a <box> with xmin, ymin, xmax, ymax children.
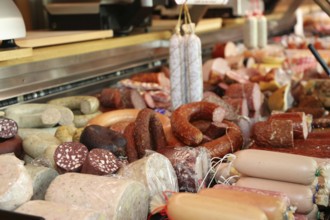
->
<box><xmin>171</xmin><ymin>101</ymin><xmax>221</xmax><ymax>146</ymax></box>
<box><xmin>123</xmin><ymin>122</ymin><xmax>138</xmax><ymax>163</ymax></box>
<box><xmin>134</xmin><ymin>108</ymin><xmax>167</xmax><ymax>158</ymax></box>
<box><xmin>203</xmin><ymin>120</ymin><xmax>243</xmax><ymax>158</ymax></box>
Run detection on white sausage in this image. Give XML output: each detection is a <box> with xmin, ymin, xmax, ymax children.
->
<box><xmin>0</xmin><ymin>154</ymin><xmax>33</xmax><ymax>210</ymax></box>
<box><xmin>118</xmin><ymin>152</ymin><xmax>178</xmax><ymax>211</ymax></box>
<box><xmin>45</xmin><ymin>173</ymin><xmax>149</xmax><ymax>220</ymax></box>
<box><xmin>25</xmin><ymin>164</ymin><xmax>58</xmax><ymax>200</ymax></box>
<box><xmin>16</xmin><ymin>200</ymin><xmax>105</xmax><ymax>220</ymax></box>
<box><xmin>48</xmin><ymin>96</ymin><xmax>100</xmax><ymax>115</ymax></box>
<box><xmin>169</xmin><ymin>29</ymin><xmax>186</xmax><ymax>109</ymax></box>
<box><xmin>183</xmin><ymin>23</ymin><xmax>203</xmax><ymax>103</ymax></box>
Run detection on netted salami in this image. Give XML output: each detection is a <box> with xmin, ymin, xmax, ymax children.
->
<box><xmin>158</xmin><ymin>146</ymin><xmax>210</xmax><ymax>192</ymax></box>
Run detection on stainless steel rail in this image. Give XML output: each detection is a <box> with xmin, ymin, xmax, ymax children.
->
<box><xmin>0</xmin><ymin>9</ymin><xmax>297</xmax><ymax>109</ymax></box>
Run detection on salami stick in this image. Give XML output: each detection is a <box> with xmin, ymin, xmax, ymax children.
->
<box><xmin>169</xmin><ymin>8</ymin><xmax>185</xmax><ymax>110</ymax></box>
<box><xmin>183</xmin><ymin>22</ymin><xmax>203</xmax><ymax>103</ymax></box>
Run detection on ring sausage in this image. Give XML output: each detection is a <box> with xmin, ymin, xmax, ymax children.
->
<box><xmin>48</xmin><ymin>96</ymin><xmax>100</xmax><ymax>115</ymax></box>
<box><xmin>171</xmin><ymin>101</ymin><xmax>224</xmax><ymax>146</ymax></box>
<box><xmin>134</xmin><ymin>108</ymin><xmax>167</xmax><ymax>158</ymax></box>
<box><xmin>5</xmin><ymin>104</ymin><xmax>74</xmax><ymax>128</ymax></box>
<box><xmin>203</xmin><ymin>120</ymin><xmax>243</xmax><ymax>158</ymax></box>
<box><xmin>88</xmin><ymin>109</ymin><xmax>182</xmax><ymax>147</ymax></box>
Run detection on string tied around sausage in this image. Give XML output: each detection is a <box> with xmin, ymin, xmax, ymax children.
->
<box><xmin>197</xmin><ymin>153</ymin><xmax>238</xmax><ymax>192</ymax></box>
<box><xmin>148</xmin><ymin>190</ymin><xmax>177</xmax><ymax>220</ymax></box>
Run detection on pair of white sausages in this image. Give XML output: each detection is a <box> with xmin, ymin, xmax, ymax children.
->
<box><xmin>169</xmin><ymin>23</ymin><xmax>203</xmax><ymax>110</ymax></box>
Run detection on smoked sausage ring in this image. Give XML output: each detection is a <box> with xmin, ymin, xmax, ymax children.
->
<box><xmin>171</xmin><ymin>101</ymin><xmax>221</xmax><ymax>146</ymax></box>
<box><xmin>203</xmin><ymin>120</ymin><xmax>243</xmax><ymax>158</ymax></box>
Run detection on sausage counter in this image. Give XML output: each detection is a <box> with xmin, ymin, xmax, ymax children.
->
<box><xmin>1</xmin><ymin>1</ymin><xmax>330</xmax><ymax>220</ymax></box>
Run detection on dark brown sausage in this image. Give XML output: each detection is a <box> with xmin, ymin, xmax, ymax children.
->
<box><xmin>0</xmin><ymin>135</ymin><xmax>22</xmax><ymax>158</ymax></box>
<box><xmin>171</xmin><ymin>102</ymin><xmax>221</xmax><ymax>146</ymax></box>
<box><xmin>123</xmin><ymin>122</ymin><xmax>138</xmax><ymax>163</ymax></box>
<box><xmin>54</xmin><ymin>142</ymin><xmax>88</xmax><ymax>173</ymax></box>
<box><xmin>203</xmin><ymin>120</ymin><xmax>243</xmax><ymax>158</ymax></box>
<box><xmin>81</xmin><ymin>148</ymin><xmax>119</xmax><ymax>175</ymax></box>
<box><xmin>134</xmin><ymin>108</ymin><xmax>167</xmax><ymax>158</ymax></box>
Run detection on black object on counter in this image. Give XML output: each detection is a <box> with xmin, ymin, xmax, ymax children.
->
<box><xmin>0</xmin><ymin>209</ymin><xmax>45</xmax><ymax>220</ymax></box>
<box><xmin>308</xmin><ymin>43</ymin><xmax>330</xmax><ymax>76</ymax></box>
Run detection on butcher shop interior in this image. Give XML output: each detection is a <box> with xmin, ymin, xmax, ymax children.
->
<box><xmin>1</xmin><ymin>0</ymin><xmax>330</xmax><ymax>219</ymax></box>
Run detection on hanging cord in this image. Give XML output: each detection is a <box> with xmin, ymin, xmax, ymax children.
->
<box><xmin>175</xmin><ymin>5</ymin><xmax>184</xmax><ymax>34</ymax></box>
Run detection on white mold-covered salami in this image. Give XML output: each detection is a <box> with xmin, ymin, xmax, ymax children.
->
<box><xmin>183</xmin><ymin>23</ymin><xmax>203</xmax><ymax>103</ymax></box>
<box><xmin>158</xmin><ymin>147</ymin><xmax>210</xmax><ymax>192</ymax></box>
<box><xmin>0</xmin><ymin>154</ymin><xmax>33</xmax><ymax>210</ymax></box>
<box><xmin>16</xmin><ymin>200</ymin><xmax>106</xmax><ymax>220</ymax></box>
<box><xmin>45</xmin><ymin>173</ymin><xmax>149</xmax><ymax>220</ymax></box>
<box><xmin>25</xmin><ymin>164</ymin><xmax>58</xmax><ymax>200</ymax></box>
<box><xmin>118</xmin><ymin>152</ymin><xmax>178</xmax><ymax>209</ymax></box>
<box><xmin>169</xmin><ymin>29</ymin><xmax>186</xmax><ymax>109</ymax></box>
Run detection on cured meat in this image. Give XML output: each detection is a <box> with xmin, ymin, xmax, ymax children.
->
<box><xmin>202</xmin><ymin>91</ymin><xmax>238</xmax><ymax>121</ymax></box>
<box><xmin>16</xmin><ymin>200</ymin><xmax>105</xmax><ymax>220</ymax></box>
<box><xmin>312</xmin><ymin>117</ymin><xmax>330</xmax><ymax>129</ymax></box>
<box><xmin>123</xmin><ymin>122</ymin><xmax>138</xmax><ymax>163</ymax></box>
<box><xmin>225</xmin><ymin>82</ymin><xmax>263</xmax><ymax>112</ymax></box>
<box><xmin>183</xmin><ymin>23</ymin><xmax>203</xmax><ymax>103</ymax></box>
<box><xmin>204</xmin><ymin>122</ymin><xmax>227</xmax><ymax>140</ymax></box>
<box><xmin>54</xmin><ymin>142</ymin><xmax>88</xmax><ymax>173</ymax></box>
<box><xmin>0</xmin><ymin>118</ymin><xmax>18</xmax><ymax>139</ymax></box>
<box><xmin>223</xmin><ymin>97</ymin><xmax>249</xmax><ymax>117</ymax></box>
<box><xmin>118</xmin><ymin>153</ymin><xmax>178</xmax><ymax>210</ymax></box>
<box><xmin>0</xmin><ymin>135</ymin><xmax>23</xmax><ymax>158</ymax></box>
<box><xmin>212</xmin><ymin>42</ymin><xmax>238</xmax><ymax>58</ymax></box>
<box><xmin>99</xmin><ymin>88</ymin><xmax>121</xmax><ymax>108</ymax></box>
<box><xmin>203</xmin><ymin>120</ymin><xmax>243</xmax><ymax>158</ymax></box>
<box><xmin>252</xmin><ymin>120</ymin><xmax>294</xmax><ymax>148</ymax></box>
<box><xmin>169</xmin><ymin>30</ymin><xmax>186</xmax><ymax>109</ymax></box>
<box><xmin>0</xmin><ymin>154</ymin><xmax>33</xmax><ymax>210</ymax></box>
<box><xmin>158</xmin><ymin>146</ymin><xmax>210</xmax><ymax>193</ymax></box>
<box><xmin>45</xmin><ymin>173</ymin><xmax>149</xmax><ymax>220</ymax></box>
<box><xmin>25</xmin><ymin>164</ymin><xmax>58</xmax><ymax>200</ymax></box>
<box><xmin>134</xmin><ymin>108</ymin><xmax>167</xmax><ymax>158</ymax></box>
<box><xmin>269</xmin><ymin>112</ymin><xmax>309</xmax><ymax>139</ymax></box>
<box><xmin>202</xmin><ymin>58</ymin><xmax>230</xmax><ymax>84</ymax></box>
<box><xmin>250</xmin><ymin>143</ymin><xmax>330</xmax><ymax>158</ymax></box>
<box><xmin>287</xmin><ymin>107</ymin><xmax>325</xmax><ymax>119</ymax></box>
<box><xmin>80</xmin><ymin>125</ymin><xmax>127</xmax><ymax>157</ymax></box>
<box><xmin>171</xmin><ymin>101</ymin><xmax>222</xmax><ymax>146</ymax></box>
<box><xmin>81</xmin><ymin>148</ymin><xmax>119</xmax><ymax>175</ymax></box>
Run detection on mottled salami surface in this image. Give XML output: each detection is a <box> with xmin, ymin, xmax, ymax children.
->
<box><xmin>82</xmin><ymin>148</ymin><xmax>119</xmax><ymax>175</ymax></box>
<box><xmin>54</xmin><ymin>142</ymin><xmax>88</xmax><ymax>173</ymax></box>
<box><xmin>158</xmin><ymin>146</ymin><xmax>210</xmax><ymax>193</ymax></box>
<box><xmin>0</xmin><ymin>118</ymin><xmax>18</xmax><ymax>139</ymax></box>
